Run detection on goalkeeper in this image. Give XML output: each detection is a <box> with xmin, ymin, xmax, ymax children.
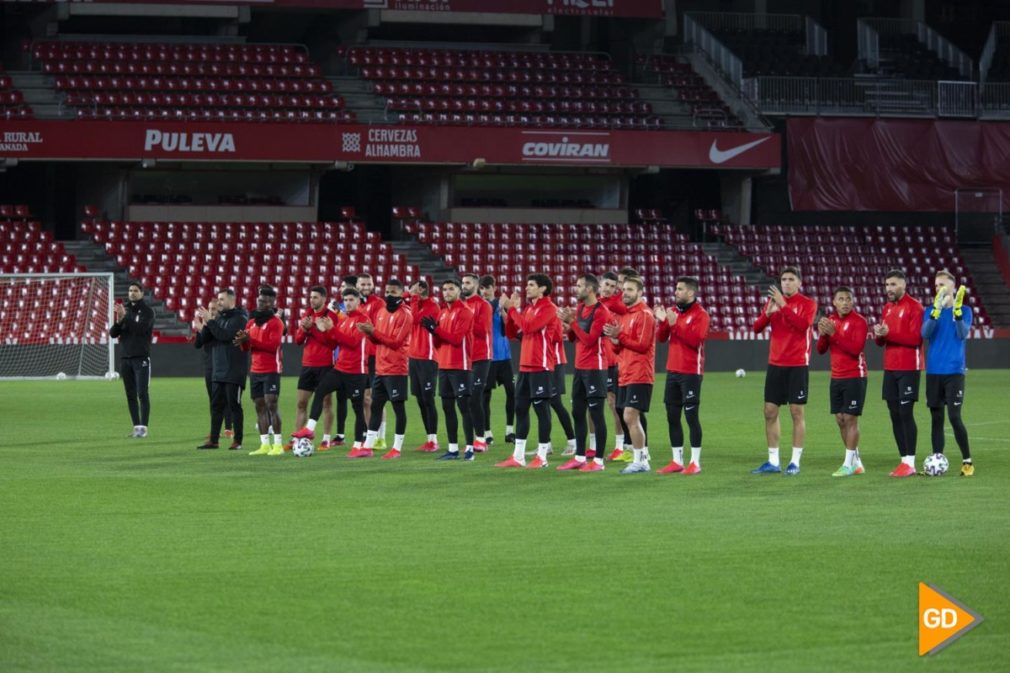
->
<box><xmin>920</xmin><ymin>270</ymin><xmax>974</xmax><ymax>476</ymax></box>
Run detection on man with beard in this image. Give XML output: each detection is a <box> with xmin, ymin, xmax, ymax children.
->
<box><xmin>193</xmin><ymin>300</ymin><xmax>233</xmax><ymax>440</ymax></box>
<box><xmin>109</xmin><ymin>281</ymin><xmax>155</xmax><ymax>437</ymax></box>
<box><xmin>195</xmin><ymin>288</ymin><xmax>248</xmax><ymax>450</ymax></box>
<box><xmin>479</xmin><ymin>275</ymin><xmax>516</xmax><ymax>445</ymax></box>
<box><xmin>407</xmin><ymin>280</ymin><xmax>441</xmax><ymax>452</ymax></box>
<box><xmin>599</xmin><ymin>271</ymin><xmax>629</xmax><ymax>460</ymax></box>
<box><xmin>238</xmin><ymin>287</ymin><xmax>286</xmax><ymax>456</ymax></box>
<box><xmin>462</xmin><ymin>273</ymin><xmax>493</xmax><ymax>453</ymax></box>
<box><xmin>357</xmin><ymin>273</ymin><xmax>387</xmax><ymax>448</ymax></box>
<box><xmin>358</xmin><ymin>278</ymin><xmax>413</xmax><ymax>460</ymax></box>
<box><xmin>292</xmin><ymin>286</ymin><xmax>340</xmax><ymax>450</ymax></box>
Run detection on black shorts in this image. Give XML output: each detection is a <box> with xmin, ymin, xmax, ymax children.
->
<box><xmin>664</xmin><ymin>373</ymin><xmax>703</xmax><ymax>408</ymax></box>
<box><xmin>553</xmin><ymin>364</ymin><xmax>566</xmax><ymax>396</ymax></box>
<box><xmin>607</xmin><ymin>365</ymin><xmax>618</xmax><ymax>394</ymax></box>
<box><xmin>330</xmin><ymin>371</ymin><xmax>368</xmax><ymax>401</ymax></box>
<box><xmin>367</xmin><ymin>355</ymin><xmax>377</xmax><ymax>384</ymax></box>
<box><xmin>926</xmin><ymin>373</ymin><xmax>965</xmax><ymax>408</ymax></box>
<box><xmin>617</xmin><ymin>383</ymin><xmax>652</xmax><ymax>411</ymax></box>
<box><xmin>764</xmin><ymin>365</ymin><xmax>810</xmax><ymax>406</ymax></box>
<box><xmin>830</xmin><ymin>377</ymin><xmax>867</xmax><ymax>415</ymax></box>
<box><xmin>487</xmin><ymin>359</ymin><xmax>514</xmax><ymax>389</ymax></box>
<box><xmin>572</xmin><ymin>369</ymin><xmax>608</xmax><ymax>401</ymax></box>
<box><xmin>409</xmin><ymin>358</ymin><xmax>437</xmax><ymax>397</ymax></box>
<box><xmin>373</xmin><ymin>374</ymin><xmax>409</xmax><ymax>403</ymax></box>
<box><xmin>516</xmin><ymin>371</ymin><xmax>555</xmax><ymax>400</ymax></box>
<box><xmin>439</xmin><ymin>369</ymin><xmax>472</xmax><ymax>399</ymax></box>
<box><xmin>250</xmin><ymin>373</ymin><xmax>281</xmax><ymax>399</ymax></box>
<box><xmin>471</xmin><ymin>360</ymin><xmax>491</xmax><ymax>390</ymax></box>
<box><xmin>882</xmin><ymin>370</ymin><xmax>920</xmax><ymax>402</ymax></box>
<box><xmin>297</xmin><ymin>365</ymin><xmax>331</xmax><ymax>392</ymax></box>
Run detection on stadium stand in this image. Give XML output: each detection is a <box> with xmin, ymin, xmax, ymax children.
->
<box><xmin>0</xmin><ymin>67</ymin><xmax>33</xmax><ymax>119</ymax></box>
<box><xmin>713</xmin><ymin>30</ymin><xmax>848</xmax><ymax>79</ymax></box>
<box><xmin>639</xmin><ymin>55</ymin><xmax>743</xmax><ymax>128</ymax></box>
<box><xmin>32</xmin><ymin>41</ymin><xmax>352</xmax><ymax>123</ymax></box>
<box><xmin>345</xmin><ymin>45</ymin><xmax>662</xmax><ymax>130</ymax></box>
<box><xmin>80</xmin><ymin>219</ymin><xmax>422</xmax><ymax>322</ymax></box>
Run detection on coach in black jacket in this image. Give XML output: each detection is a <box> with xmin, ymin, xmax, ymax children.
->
<box><xmin>194</xmin><ymin>288</ymin><xmax>249</xmax><ymax>450</ymax></box>
<box><xmin>109</xmin><ymin>281</ymin><xmax>155</xmax><ymax>438</ymax></box>
<box><xmin>193</xmin><ymin>303</ymin><xmax>233</xmax><ymax>438</ymax></box>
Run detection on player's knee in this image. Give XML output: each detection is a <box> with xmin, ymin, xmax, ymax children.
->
<box><xmin>763</xmin><ymin>404</ymin><xmax>779</xmax><ymax>421</ymax></box>
<box><xmin>788</xmin><ymin>404</ymin><xmax>805</xmax><ymax>421</ymax></box>
<box><xmin>622</xmin><ymin>408</ymin><xmax>638</xmax><ymax>425</ymax></box>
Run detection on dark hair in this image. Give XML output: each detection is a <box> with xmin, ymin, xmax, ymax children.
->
<box><xmin>885</xmin><ymin>269</ymin><xmax>906</xmax><ymax>280</ymax></box>
<box><xmin>781</xmin><ymin>266</ymin><xmax>802</xmax><ymax>281</ymax></box>
<box><xmin>128</xmin><ymin>281</ymin><xmax>143</xmax><ymax>292</ymax></box>
<box><xmin>385</xmin><ymin>277</ymin><xmax>403</xmax><ymax>288</ymax></box>
<box><xmin>357</xmin><ymin>272</ymin><xmax>373</xmax><ymax>281</ymax></box>
<box><xmin>602</xmin><ymin>271</ymin><xmax>619</xmax><ymax>282</ymax></box>
<box><xmin>479</xmin><ymin>275</ymin><xmax>496</xmax><ymax>289</ymax></box>
<box><xmin>578</xmin><ymin>273</ymin><xmax>600</xmax><ymax>292</ymax></box>
<box><xmin>624</xmin><ymin>276</ymin><xmax>644</xmax><ymax>291</ymax></box>
<box><xmin>833</xmin><ymin>286</ymin><xmax>854</xmax><ymax>298</ymax></box>
<box><xmin>258</xmin><ymin>285</ymin><xmax>277</xmax><ymax>298</ymax></box>
<box><xmin>342</xmin><ymin>275</ymin><xmax>358</xmax><ymax>286</ymax></box>
<box><xmin>342</xmin><ymin>288</ymin><xmax>361</xmax><ymax>299</ymax></box>
<box><xmin>462</xmin><ymin>272</ymin><xmax>480</xmax><ymax>283</ymax></box>
<box><xmin>218</xmin><ymin>288</ymin><xmax>236</xmax><ymax>297</ymax></box>
<box><xmin>619</xmin><ymin>266</ymin><xmax>639</xmax><ymax>278</ymax></box>
<box><xmin>310</xmin><ymin>285</ymin><xmax>327</xmax><ymax>297</ymax></box>
<box><xmin>676</xmin><ymin>276</ymin><xmax>699</xmax><ymax>293</ymax></box>
<box><xmin>414</xmin><ymin>279</ymin><xmax>430</xmax><ymax>294</ymax></box>
<box><xmin>441</xmin><ymin>278</ymin><xmax>462</xmax><ymax>289</ymax></box>
<box><xmin>527</xmin><ymin>273</ymin><xmax>553</xmax><ymax>295</ymax></box>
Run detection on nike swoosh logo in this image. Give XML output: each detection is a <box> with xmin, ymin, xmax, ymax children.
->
<box><xmin>900</xmin><ymin>400</ymin><xmax>911</xmax><ymax>405</ymax></box>
<box><xmin>708</xmin><ymin>136</ymin><xmax>772</xmax><ymax>164</ymax></box>
<box><xmin>954</xmin><ymin>402</ymin><xmax>962</xmax><ymax>406</ymax></box>
<box><xmin>684</xmin><ymin>406</ymin><xmax>697</xmax><ymax>411</ymax></box>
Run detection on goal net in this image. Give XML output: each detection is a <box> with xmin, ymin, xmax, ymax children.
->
<box><xmin>0</xmin><ymin>273</ymin><xmax>115</xmax><ymax>380</ymax></box>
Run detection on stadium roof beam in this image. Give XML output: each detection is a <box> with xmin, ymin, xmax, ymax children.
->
<box><xmin>57</xmin><ymin>3</ymin><xmax>245</xmax><ymax>21</ymax></box>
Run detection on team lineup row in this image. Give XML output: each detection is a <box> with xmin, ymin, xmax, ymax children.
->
<box><xmin>108</xmin><ymin>265</ymin><xmax>975</xmax><ymax>477</ymax></box>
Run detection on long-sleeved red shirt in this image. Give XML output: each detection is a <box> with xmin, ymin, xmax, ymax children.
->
<box><xmin>567</xmin><ymin>301</ymin><xmax>612</xmax><ymax>370</ymax></box>
<box><xmin>242</xmin><ymin>315</ymin><xmax>284</xmax><ymax>374</ymax></box>
<box><xmin>753</xmin><ymin>292</ymin><xmax>818</xmax><ymax>367</ymax></box>
<box><xmin>433</xmin><ymin>299</ymin><xmax>474</xmax><ymax>370</ymax></box>
<box><xmin>407</xmin><ymin>294</ymin><xmax>440</xmax><ymax>361</ymax></box>
<box><xmin>550</xmin><ymin>316</ymin><xmax>567</xmax><ymax>367</ymax></box>
<box><xmin>816</xmin><ymin>310</ymin><xmax>868</xmax><ymax>379</ymax></box>
<box><xmin>294</xmin><ymin>307</ymin><xmax>341</xmax><ymax>367</ymax></box>
<box><xmin>368</xmin><ymin>305</ymin><xmax>413</xmax><ymax>376</ymax></box>
<box><xmin>656</xmin><ymin>302</ymin><xmax>710</xmax><ymax>375</ymax></box>
<box><xmin>613</xmin><ymin>300</ymin><xmax>656</xmax><ymax>385</ymax></box>
<box><xmin>324</xmin><ymin>307</ymin><xmax>369</xmax><ymax>374</ymax></box>
<box><xmin>600</xmin><ymin>293</ymin><xmax>627</xmax><ymax>367</ymax></box>
<box><xmin>465</xmin><ymin>294</ymin><xmax>493</xmax><ymax>362</ymax></box>
<box><xmin>360</xmin><ymin>294</ymin><xmax>384</xmax><ymax>358</ymax></box>
<box><xmin>507</xmin><ymin>296</ymin><xmax>558</xmax><ymax>372</ymax></box>
<box><xmin>875</xmin><ymin>292</ymin><xmax>924</xmax><ymax>371</ymax></box>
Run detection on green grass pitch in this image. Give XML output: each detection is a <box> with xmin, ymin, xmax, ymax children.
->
<box><xmin>2</xmin><ymin>370</ymin><xmax>1007</xmax><ymax>673</ymax></box>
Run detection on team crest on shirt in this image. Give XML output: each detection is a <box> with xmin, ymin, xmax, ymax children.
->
<box><xmin>589</xmin><ymin>385</ymin><xmax>597</xmax><ymax>392</ymax></box>
<box><xmin>392</xmin><ymin>389</ymin><xmax>399</xmax><ymax>396</ymax></box>
<box><xmin>536</xmin><ymin>386</ymin><xmax>544</xmax><ymax>393</ymax></box>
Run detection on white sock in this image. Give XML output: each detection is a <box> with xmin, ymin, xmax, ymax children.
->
<box><xmin>322</xmin><ymin>434</ymin><xmax>331</xmax><ymax>443</ymax></box>
<box><xmin>593</xmin><ymin>457</ymin><xmax>604</xmax><ymax>465</ymax></box>
<box><xmin>588</xmin><ymin>434</ymin><xmax>597</xmax><ymax>451</ymax></box>
<box><xmin>273</xmin><ymin>434</ymin><xmax>282</xmax><ymax>445</ymax></box>
<box><xmin>575</xmin><ymin>455</ymin><xmax>587</xmax><ymax>463</ymax></box>
<box><xmin>791</xmin><ymin>447</ymin><xmax>803</xmax><ymax>467</ymax></box>
<box><xmin>427</xmin><ymin>433</ymin><xmax>437</xmax><ymax>443</ymax></box>
<box><xmin>267</xmin><ymin>425</ymin><xmax>274</xmax><ymax>435</ymax></box>
<box><xmin>513</xmin><ymin>439</ymin><xmax>526</xmax><ymax>461</ymax></box>
<box><xmin>844</xmin><ymin>449</ymin><xmax>856</xmax><ymax>467</ymax></box>
<box><xmin>393</xmin><ymin>434</ymin><xmax>404</xmax><ymax>450</ymax></box>
<box><xmin>768</xmin><ymin>447</ymin><xmax>780</xmax><ymax>467</ymax></box>
<box><xmin>260</xmin><ymin>434</ymin><xmax>270</xmax><ymax>445</ymax></box>
<box><xmin>633</xmin><ymin>448</ymin><xmax>647</xmax><ymax>464</ymax></box>
<box><xmin>624</xmin><ymin>443</ymin><xmax>633</xmax><ymax>451</ymax></box>
<box><xmin>690</xmin><ymin>447</ymin><xmax>701</xmax><ymax>467</ymax></box>
<box><xmin>378</xmin><ymin>420</ymin><xmax>387</xmax><ymax>439</ymax></box>
<box><xmin>448</xmin><ymin>443</ymin><xmax>459</xmax><ymax>454</ymax></box>
<box><xmin>566</xmin><ymin>438</ymin><xmax>576</xmax><ymax>451</ymax></box>
<box><xmin>306</xmin><ymin>419</ymin><xmax>317</xmax><ymax>432</ymax></box>
<box><xmin>537</xmin><ymin>443</ymin><xmax>550</xmax><ymax>460</ymax></box>
<box><xmin>902</xmin><ymin>455</ymin><xmax>915</xmax><ymax>467</ymax></box>
<box><xmin>364</xmin><ymin>430</ymin><xmax>378</xmax><ymax>449</ymax></box>
<box><xmin>477</xmin><ymin>433</ymin><xmax>485</xmax><ymax>442</ymax></box>
<box><xmin>854</xmin><ymin>449</ymin><xmax>863</xmax><ymax>467</ymax></box>
<box><xmin>615</xmin><ymin>433</ymin><xmax>624</xmax><ymax>449</ymax></box>
<box><xmin>506</xmin><ymin>424</ymin><xmax>514</xmax><ymax>435</ymax></box>
<box><xmin>672</xmin><ymin>446</ymin><xmax>684</xmax><ymax>464</ymax></box>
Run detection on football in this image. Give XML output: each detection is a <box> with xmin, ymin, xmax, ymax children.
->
<box><xmin>735</xmin><ymin>369</ymin><xmax>746</xmax><ymax>378</ymax></box>
<box><xmin>923</xmin><ymin>453</ymin><xmax>949</xmax><ymax>477</ymax></box>
<box><xmin>293</xmin><ymin>437</ymin><xmax>314</xmax><ymax>458</ymax></box>
<box><xmin>56</xmin><ymin>372</ymin><xmax>67</xmax><ymax>380</ymax></box>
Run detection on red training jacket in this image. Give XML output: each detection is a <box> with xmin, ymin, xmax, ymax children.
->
<box><xmin>465</xmin><ymin>294</ymin><xmax>493</xmax><ymax>362</ymax></box>
<box><xmin>752</xmin><ymin>292</ymin><xmax>818</xmax><ymax>367</ymax></box>
<box><xmin>360</xmin><ymin>293</ymin><xmax>384</xmax><ymax>358</ymax></box>
<box><xmin>324</xmin><ymin>307</ymin><xmax>369</xmax><ymax>374</ymax></box>
<box><xmin>567</xmin><ymin>301</ymin><xmax>612</xmax><ymax>371</ymax></box>
<box><xmin>875</xmin><ymin>292</ymin><xmax>924</xmax><ymax>371</ymax></box>
<box><xmin>600</xmin><ymin>293</ymin><xmax>627</xmax><ymax>367</ymax></box>
<box><xmin>506</xmin><ymin>296</ymin><xmax>557</xmax><ymax>372</ymax></box>
<box><xmin>656</xmin><ymin>302</ymin><xmax>710</xmax><ymax>375</ymax></box>
<box><xmin>816</xmin><ymin>310</ymin><xmax>868</xmax><ymax>379</ymax></box>
<box><xmin>407</xmin><ymin>294</ymin><xmax>440</xmax><ymax>361</ymax></box>
<box><xmin>294</xmin><ymin>307</ymin><xmax>341</xmax><ymax>368</ymax></box>
<box><xmin>368</xmin><ymin>304</ymin><xmax>413</xmax><ymax>376</ymax></box>
<box><xmin>433</xmin><ymin>299</ymin><xmax>474</xmax><ymax>370</ymax></box>
<box><xmin>613</xmin><ymin>300</ymin><xmax>656</xmax><ymax>385</ymax></box>
<box><xmin>242</xmin><ymin>315</ymin><xmax>284</xmax><ymax>374</ymax></box>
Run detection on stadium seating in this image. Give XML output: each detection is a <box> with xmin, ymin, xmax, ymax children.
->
<box><xmin>639</xmin><ymin>55</ymin><xmax>743</xmax><ymax>128</ymax></box>
<box><xmin>346</xmin><ymin>46</ymin><xmax>663</xmax><ymax>130</ymax></box>
<box><xmin>0</xmin><ymin>67</ymin><xmax>33</xmax><ymax>119</ymax></box>
<box><xmin>712</xmin><ymin>29</ymin><xmax>849</xmax><ymax>79</ymax></box>
<box><xmin>714</xmin><ymin>223</ymin><xmax>991</xmax><ymax>326</ymax></box>
<box><xmin>869</xmin><ymin>33</ymin><xmax>962</xmax><ymax>80</ymax></box>
<box><xmin>80</xmin><ymin>220</ymin><xmax>421</xmax><ymax>322</ymax></box>
<box><xmin>33</xmin><ymin>41</ymin><xmax>353</xmax><ymax>123</ymax></box>
<box><xmin>405</xmin><ymin>220</ymin><xmax>766</xmax><ymax>332</ymax></box>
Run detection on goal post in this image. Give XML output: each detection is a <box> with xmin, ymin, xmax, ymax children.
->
<box><xmin>0</xmin><ymin>272</ymin><xmax>116</xmax><ymax>380</ymax></box>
